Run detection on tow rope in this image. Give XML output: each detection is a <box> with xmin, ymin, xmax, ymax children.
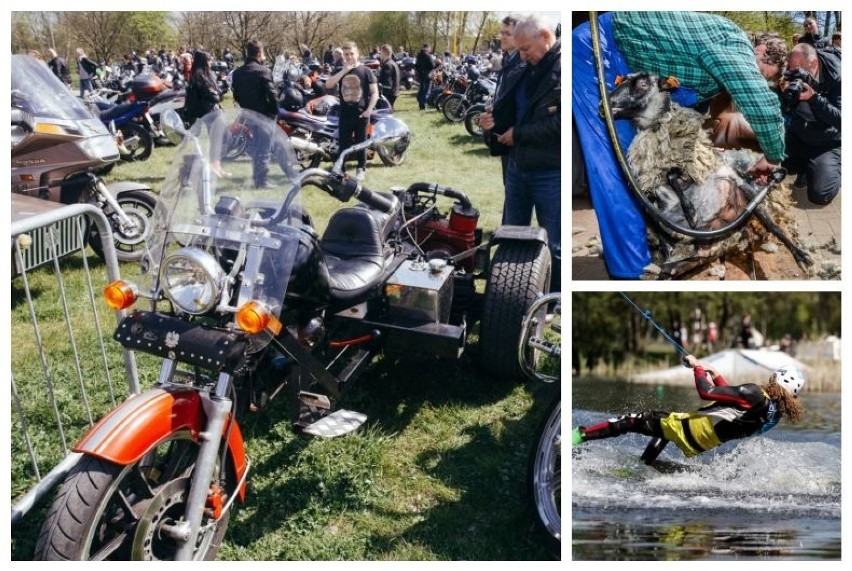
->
<box><xmin>619</xmin><ymin>292</ymin><xmax>688</xmax><ymax>358</ymax></box>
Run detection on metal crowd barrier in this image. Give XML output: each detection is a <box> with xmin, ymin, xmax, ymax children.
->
<box><xmin>10</xmin><ymin>201</ymin><xmax>139</xmax><ymax>524</ymax></box>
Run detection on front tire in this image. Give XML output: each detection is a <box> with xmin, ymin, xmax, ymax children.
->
<box><xmin>88</xmin><ymin>189</ymin><xmax>157</xmax><ymax>263</ymax></box>
<box><xmin>479</xmin><ymin>240</ymin><xmax>551</xmax><ymax>380</ymax></box>
<box><xmin>35</xmin><ymin>431</ymin><xmax>232</xmax><ymax>560</ymax></box>
<box><xmin>465</xmin><ymin>110</ymin><xmax>484</xmax><ymax>137</ymax></box>
<box><xmin>529</xmin><ymin>396</ymin><xmax>561</xmax><ymax>559</ymax></box>
<box><xmin>118</xmin><ymin>123</ymin><xmax>153</xmax><ymax>162</ymax></box>
<box><xmin>442</xmin><ymin>95</ymin><xmax>466</xmax><ymax>122</ymax></box>
<box><xmin>222</xmin><ymin>128</ymin><xmax>249</xmax><ymax>161</ymax></box>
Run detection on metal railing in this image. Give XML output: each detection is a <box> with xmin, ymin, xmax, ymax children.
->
<box><xmin>10</xmin><ymin>203</ymin><xmax>139</xmax><ymax>524</ymax></box>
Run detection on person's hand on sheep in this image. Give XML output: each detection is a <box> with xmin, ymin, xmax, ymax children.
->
<box><xmin>748</xmin><ymin>156</ymin><xmax>780</xmax><ymax>186</ymax></box>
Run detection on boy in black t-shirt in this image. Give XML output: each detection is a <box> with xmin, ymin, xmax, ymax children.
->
<box><xmin>325</xmin><ymin>41</ymin><xmax>378</xmax><ymax>181</ymax></box>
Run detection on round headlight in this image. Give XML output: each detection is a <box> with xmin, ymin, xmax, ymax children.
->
<box><xmin>160</xmin><ymin>248</ymin><xmax>226</xmax><ymax>314</ymax></box>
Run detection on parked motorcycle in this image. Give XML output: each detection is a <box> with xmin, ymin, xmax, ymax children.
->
<box><xmin>464</xmin><ymin>102</ymin><xmax>487</xmax><ymax>138</ymax></box>
<box><xmin>11</xmin><ymin>54</ymin><xmax>158</xmax><ymax>263</ymax></box>
<box><xmin>211</xmin><ymin>60</ymin><xmax>231</xmax><ymax>96</ymax></box>
<box><xmin>399</xmin><ymin>56</ymin><xmax>418</xmax><ymax>90</ymax></box>
<box><xmin>226</xmin><ymin>94</ymin><xmax>410</xmax><ymax>170</ymax></box>
<box><xmin>442</xmin><ymin>70</ymin><xmax>495</xmax><ymax>123</ymax></box>
<box><xmin>520</xmin><ymin>292</ymin><xmax>561</xmax><ymax>559</ymax></box>
<box><xmin>33</xmin><ymin>107</ymin><xmax>551</xmax><ymax>560</ymax></box>
<box><xmin>86</xmin><ymin>95</ymin><xmax>155</xmax><ymax>162</ymax></box>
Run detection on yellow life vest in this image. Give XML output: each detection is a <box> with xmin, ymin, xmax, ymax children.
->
<box><xmin>660</xmin><ymin>412</ymin><xmax>723</xmax><ymax>457</ymax></box>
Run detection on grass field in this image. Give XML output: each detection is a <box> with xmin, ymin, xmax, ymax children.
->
<box><xmin>10</xmin><ymin>90</ymin><xmax>559</xmax><ymax>560</ymax></box>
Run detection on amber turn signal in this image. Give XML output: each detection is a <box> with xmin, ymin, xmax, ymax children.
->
<box><xmin>104</xmin><ymin>280</ymin><xmax>138</xmax><ymax>310</ymax></box>
<box><xmin>236</xmin><ymin>301</ymin><xmax>282</xmax><ymax>335</ymax></box>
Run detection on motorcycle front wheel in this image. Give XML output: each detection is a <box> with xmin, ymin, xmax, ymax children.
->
<box><xmin>88</xmin><ymin>189</ymin><xmax>157</xmax><ymax>263</ymax></box>
<box><xmin>222</xmin><ymin>129</ymin><xmax>248</xmax><ymax>161</ymax></box>
<box><xmin>464</xmin><ymin>111</ymin><xmax>484</xmax><ymax>137</ymax></box>
<box><xmin>118</xmin><ymin>122</ymin><xmax>153</xmax><ymax>162</ymax></box>
<box><xmin>35</xmin><ymin>431</ymin><xmax>232</xmax><ymax>561</ymax></box>
<box><xmin>442</xmin><ymin>95</ymin><xmax>466</xmax><ymax>122</ymax></box>
<box><xmin>528</xmin><ymin>396</ymin><xmax>561</xmax><ymax>559</ymax></box>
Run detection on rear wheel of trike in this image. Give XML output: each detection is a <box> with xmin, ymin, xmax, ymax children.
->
<box><xmin>479</xmin><ymin>240</ymin><xmax>551</xmax><ymax>381</ymax></box>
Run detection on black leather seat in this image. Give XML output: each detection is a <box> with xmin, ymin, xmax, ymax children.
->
<box><xmin>320</xmin><ymin>194</ymin><xmax>399</xmax><ymax>304</ymax></box>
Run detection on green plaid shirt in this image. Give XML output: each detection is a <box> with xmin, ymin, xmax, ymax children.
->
<box><xmin>613</xmin><ymin>11</ymin><xmax>786</xmax><ymax>162</ymax></box>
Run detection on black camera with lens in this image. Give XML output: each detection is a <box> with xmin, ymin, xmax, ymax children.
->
<box><xmin>781</xmin><ymin>67</ymin><xmax>815</xmax><ymax>114</ymax></box>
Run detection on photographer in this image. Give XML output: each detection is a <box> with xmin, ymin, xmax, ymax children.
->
<box><xmin>783</xmin><ymin>43</ymin><xmax>841</xmax><ymax>206</ymax></box>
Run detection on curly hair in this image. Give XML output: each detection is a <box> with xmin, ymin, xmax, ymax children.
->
<box><xmin>763</xmin><ymin>381</ymin><xmax>804</xmax><ymax>423</ymax></box>
<box><xmin>752</xmin><ymin>33</ymin><xmax>788</xmax><ymax>76</ymax></box>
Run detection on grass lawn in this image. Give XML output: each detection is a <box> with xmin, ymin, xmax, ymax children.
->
<box><xmin>10</xmin><ymin>89</ymin><xmax>559</xmax><ymax>560</ymax></box>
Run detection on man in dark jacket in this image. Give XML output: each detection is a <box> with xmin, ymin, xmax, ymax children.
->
<box><xmin>800</xmin><ymin>17</ymin><xmax>829</xmax><ymax>49</ymax></box>
<box><xmin>231</xmin><ymin>39</ymin><xmax>279</xmax><ymax>188</ymax></box>
<box><xmin>480</xmin><ymin>15</ymin><xmax>524</xmax><ymax>181</ymax></box>
<box><xmin>785</xmin><ymin>43</ymin><xmax>841</xmax><ymax>205</ymax></box>
<box><xmin>483</xmin><ymin>16</ymin><xmax>561</xmax><ymax>291</ymax></box>
<box><xmin>46</xmin><ymin>48</ymin><xmax>71</xmax><ymax>86</ymax></box>
<box><xmin>415</xmin><ymin>43</ymin><xmax>435</xmax><ymax>110</ymax></box>
<box><xmin>378</xmin><ymin>44</ymin><xmax>401</xmax><ymax>108</ymax></box>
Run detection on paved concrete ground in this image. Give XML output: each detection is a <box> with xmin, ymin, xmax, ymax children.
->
<box><xmin>572</xmin><ymin>179</ymin><xmax>841</xmax><ymax>281</ymax></box>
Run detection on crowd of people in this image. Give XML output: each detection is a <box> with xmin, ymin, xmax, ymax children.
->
<box><xmin>669</xmin><ymin>308</ymin><xmax>797</xmax><ymax>356</ymax></box>
<box><xmin>226</xmin><ymin>12</ymin><xmax>562</xmax><ymax>252</ymax></box>
<box><xmin>572</xmin><ymin>12</ymin><xmax>841</xmax><ymax>280</ymax></box>
<box><xmin>29</xmin><ymin>13</ymin><xmax>561</xmax><ymax>289</ymax></box>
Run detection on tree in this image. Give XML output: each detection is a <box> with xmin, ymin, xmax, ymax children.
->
<box><xmin>281</xmin><ymin>12</ymin><xmax>347</xmax><ymax>62</ymax></box>
<box><xmin>125</xmin><ymin>12</ymin><xmax>176</xmax><ymax>54</ymax></box>
<box><xmin>63</xmin><ymin>12</ymin><xmax>134</xmax><ymax>64</ymax></box>
<box><xmin>470</xmin><ymin>11</ymin><xmax>492</xmax><ymax>54</ymax></box>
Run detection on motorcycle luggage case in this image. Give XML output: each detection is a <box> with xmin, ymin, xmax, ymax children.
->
<box><xmin>131</xmin><ymin>74</ymin><xmax>165</xmax><ymax>100</ymax></box>
<box><xmin>384</xmin><ymin>259</ymin><xmax>453</xmax><ymax>324</ymax></box>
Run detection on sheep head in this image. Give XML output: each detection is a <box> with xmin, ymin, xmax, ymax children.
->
<box><xmin>606</xmin><ymin>72</ymin><xmax>679</xmax><ymax>130</ymax></box>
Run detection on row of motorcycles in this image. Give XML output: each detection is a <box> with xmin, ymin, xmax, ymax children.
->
<box><xmin>83</xmin><ymin>65</ymin><xmax>192</xmax><ymax>164</ymax></box>
<box><xmin>82</xmin><ymin>57</ymin><xmax>232</xmax><ymax>165</ymax></box>
<box><xmin>223</xmin><ymin>57</ymin><xmax>411</xmax><ymax>170</ymax></box>
<box><xmin>425</xmin><ymin>59</ymin><xmax>496</xmax><ymax>138</ymax></box>
<box><xmin>12</xmin><ymin>52</ymin><xmax>559</xmax><ymax>560</ymax></box>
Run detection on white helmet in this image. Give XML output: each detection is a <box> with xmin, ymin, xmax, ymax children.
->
<box><xmin>774</xmin><ymin>367</ymin><xmax>805</xmax><ymax>396</ymax></box>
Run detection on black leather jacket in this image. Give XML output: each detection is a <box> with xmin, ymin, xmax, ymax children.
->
<box><xmin>789</xmin><ymin>49</ymin><xmax>841</xmax><ymax>148</ymax></box>
<box><xmin>232</xmin><ymin>59</ymin><xmax>278</xmax><ymax>118</ymax></box>
<box><xmin>379</xmin><ymin>59</ymin><xmax>400</xmax><ymax>96</ymax></box>
<box><xmin>498</xmin><ymin>41</ymin><xmax>561</xmax><ymax>170</ymax></box>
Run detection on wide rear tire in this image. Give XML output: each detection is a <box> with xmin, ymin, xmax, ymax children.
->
<box><xmin>479</xmin><ymin>240</ymin><xmax>551</xmax><ymax>381</ymax></box>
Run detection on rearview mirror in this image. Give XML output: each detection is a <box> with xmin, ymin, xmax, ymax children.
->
<box><xmin>161</xmin><ymin>109</ymin><xmax>186</xmax><ymax>145</ymax></box>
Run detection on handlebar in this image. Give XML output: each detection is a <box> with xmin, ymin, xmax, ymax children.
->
<box><xmin>355</xmin><ymin>186</ymin><xmax>396</xmax><ymax>213</ymax></box>
<box><xmin>406</xmin><ymin>182</ymin><xmax>472</xmax><ymax>209</ymax></box>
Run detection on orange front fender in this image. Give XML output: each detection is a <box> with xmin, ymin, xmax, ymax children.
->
<box><xmin>74</xmin><ymin>387</ymin><xmax>248</xmax><ymax>501</ymax></box>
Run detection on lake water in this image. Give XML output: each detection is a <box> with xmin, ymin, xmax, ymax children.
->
<box><xmin>571</xmin><ymin>378</ymin><xmax>841</xmax><ymax>560</ymax></box>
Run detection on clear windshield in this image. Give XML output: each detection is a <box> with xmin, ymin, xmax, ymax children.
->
<box><xmin>11</xmin><ymin>54</ymin><xmax>97</xmax><ymax>121</ymax></box>
<box><xmin>141</xmin><ymin>108</ymin><xmax>302</xmax><ymax>349</ymax></box>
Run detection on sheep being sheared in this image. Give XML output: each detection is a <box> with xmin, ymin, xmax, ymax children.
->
<box><xmin>607</xmin><ymin>72</ymin><xmax>761</xmax><ymax>230</ymax></box>
<box><xmin>605</xmin><ymin>72</ymin><xmax>810</xmax><ymax>272</ymax></box>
